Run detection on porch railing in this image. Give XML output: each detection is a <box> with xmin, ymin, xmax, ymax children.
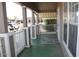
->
<box><xmin>0</xmin><ymin>24</ymin><xmax>40</xmax><ymax>57</ymax></box>
<box><xmin>13</xmin><ymin>29</ymin><xmax>26</xmax><ymax>56</ymax></box>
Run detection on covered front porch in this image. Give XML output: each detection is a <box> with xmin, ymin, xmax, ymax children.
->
<box><xmin>0</xmin><ymin>2</ymin><xmax>79</xmax><ymax>57</ymax></box>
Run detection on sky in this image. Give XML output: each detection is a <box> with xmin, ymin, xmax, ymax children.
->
<box><xmin>6</xmin><ymin>2</ymin><xmax>32</xmax><ymax>20</ymax></box>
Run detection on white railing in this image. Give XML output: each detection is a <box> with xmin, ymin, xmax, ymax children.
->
<box><xmin>0</xmin><ymin>28</ymin><xmax>30</xmax><ymax>57</ymax></box>
<box><xmin>0</xmin><ymin>24</ymin><xmax>40</xmax><ymax>57</ymax></box>
<box><xmin>36</xmin><ymin>24</ymin><xmax>40</xmax><ymax>35</ymax></box>
<box><xmin>30</xmin><ymin>24</ymin><xmax>41</xmax><ymax>39</ymax></box>
<box><xmin>13</xmin><ymin>30</ymin><xmax>26</xmax><ymax>56</ymax></box>
<box><xmin>13</xmin><ymin>27</ymin><xmax>31</xmax><ymax>56</ymax></box>
<box><xmin>30</xmin><ymin>25</ymin><xmax>37</xmax><ymax>39</ymax></box>
<box><xmin>0</xmin><ymin>33</ymin><xmax>12</xmax><ymax>57</ymax></box>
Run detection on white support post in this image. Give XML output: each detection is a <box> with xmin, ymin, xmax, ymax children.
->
<box><xmin>22</xmin><ymin>6</ymin><xmax>27</xmax><ymax>27</ymax></box>
<box><xmin>67</xmin><ymin>2</ymin><xmax>70</xmax><ymax>47</ymax></box>
<box><xmin>0</xmin><ymin>2</ymin><xmax>8</xmax><ymax>33</ymax></box>
<box><xmin>22</xmin><ymin>6</ymin><xmax>30</xmax><ymax>46</ymax></box>
<box><xmin>57</xmin><ymin>5</ymin><xmax>61</xmax><ymax>43</ymax></box>
<box><xmin>76</xmin><ymin>3</ymin><xmax>79</xmax><ymax>57</ymax></box>
<box><xmin>76</xmin><ymin>15</ymin><xmax>79</xmax><ymax>56</ymax></box>
<box><xmin>31</xmin><ymin>11</ymin><xmax>37</xmax><ymax>39</ymax></box>
<box><xmin>24</xmin><ymin>27</ymin><xmax>31</xmax><ymax>48</ymax></box>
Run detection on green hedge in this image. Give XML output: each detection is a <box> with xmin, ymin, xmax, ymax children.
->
<box><xmin>44</xmin><ymin>19</ymin><xmax>56</xmax><ymax>25</ymax></box>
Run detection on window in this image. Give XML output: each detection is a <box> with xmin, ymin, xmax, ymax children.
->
<box><xmin>70</xmin><ymin>2</ymin><xmax>78</xmax><ymax>24</ymax></box>
<box><xmin>64</xmin><ymin>3</ymin><xmax>68</xmax><ymax>23</ymax></box>
<box><xmin>66</xmin><ymin>2</ymin><xmax>78</xmax><ymax>57</ymax></box>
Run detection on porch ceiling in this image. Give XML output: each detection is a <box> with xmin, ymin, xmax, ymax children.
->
<box><xmin>20</xmin><ymin>2</ymin><xmax>58</xmax><ymax>13</ymax></box>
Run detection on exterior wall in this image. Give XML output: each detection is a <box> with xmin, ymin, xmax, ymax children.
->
<box><xmin>57</xmin><ymin>2</ymin><xmax>79</xmax><ymax>57</ymax></box>
<box><xmin>57</xmin><ymin>3</ymin><xmax>73</xmax><ymax>57</ymax></box>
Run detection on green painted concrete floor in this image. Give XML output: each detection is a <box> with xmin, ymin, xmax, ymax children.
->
<box><xmin>18</xmin><ymin>34</ymin><xmax>64</xmax><ymax>57</ymax></box>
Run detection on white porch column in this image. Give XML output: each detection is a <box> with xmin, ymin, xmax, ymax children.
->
<box><xmin>0</xmin><ymin>2</ymin><xmax>8</xmax><ymax>33</ymax></box>
<box><xmin>22</xmin><ymin>6</ymin><xmax>28</xmax><ymax>45</ymax></box>
<box><xmin>37</xmin><ymin>13</ymin><xmax>39</xmax><ymax>24</ymax></box>
<box><xmin>32</xmin><ymin>10</ymin><xmax>35</xmax><ymax>25</ymax></box>
<box><xmin>36</xmin><ymin>13</ymin><xmax>40</xmax><ymax>35</ymax></box>
<box><xmin>22</xmin><ymin>6</ymin><xmax>27</xmax><ymax>27</ymax></box>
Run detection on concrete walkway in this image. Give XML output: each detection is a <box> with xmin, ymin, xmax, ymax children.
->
<box><xmin>18</xmin><ymin>34</ymin><xmax>64</xmax><ymax>57</ymax></box>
